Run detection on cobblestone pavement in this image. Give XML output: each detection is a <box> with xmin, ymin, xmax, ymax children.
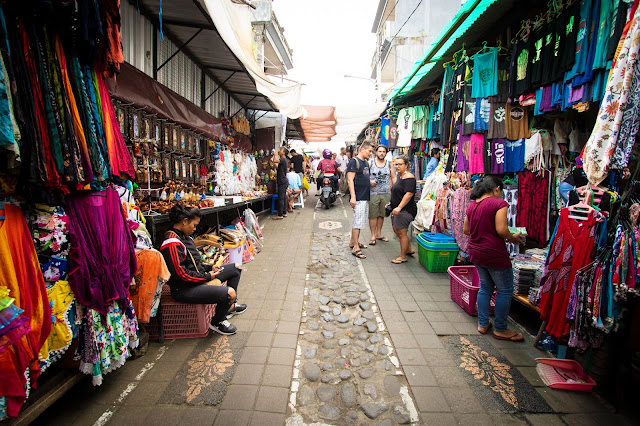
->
<box><xmin>33</xmin><ymin>193</ymin><xmax>635</xmax><ymax>426</ymax></box>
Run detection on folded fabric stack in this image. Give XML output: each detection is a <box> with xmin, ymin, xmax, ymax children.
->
<box><xmin>512</xmin><ymin>253</ymin><xmax>546</xmax><ymax>296</ymax></box>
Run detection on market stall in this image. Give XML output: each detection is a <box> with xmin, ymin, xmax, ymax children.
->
<box><xmin>366</xmin><ymin>0</ymin><xmax>640</xmax><ymax>401</ymax></box>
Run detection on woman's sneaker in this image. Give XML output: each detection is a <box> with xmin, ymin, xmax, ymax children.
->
<box><xmin>226</xmin><ymin>303</ymin><xmax>247</xmax><ymax>319</ymax></box>
<box><xmin>209</xmin><ymin>320</ymin><xmax>237</xmax><ymax>335</ymax></box>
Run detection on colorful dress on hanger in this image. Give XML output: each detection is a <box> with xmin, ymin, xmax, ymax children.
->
<box><xmin>0</xmin><ymin>204</ymin><xmax>51</xmax><ymax>418</ymax></box>
<box><xmin>451</xmin><ymin>188</ymin><xmax>471</xmax><ymax>253</ymax></box>
<box><xmin>131</xmin><ymin>249</ymin><xmax>170</xmax><ymax>323</ymax></box>
<box><xmin>539</xmin><ymin>209</ymin><xmax>598</xmax><ymax>339</ymax></box>
<box><xmin>38</xmin><ymin>281</ymin><xmax>74</xmax><ymax>374</ymax></box>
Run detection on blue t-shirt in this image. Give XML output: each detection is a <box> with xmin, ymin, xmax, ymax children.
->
<box><xmin>287</xmin><ymin>172</ymin><xmax>302</xmax><ymax>190</ymax></box>
<box><xmin>471</xmin><ymin>48</ymin><xmax>498</xmax><ymax>98</ymax></box>
<box><xmin>504</xmin><ymin>139</ymin><xmax>525</xmax><ymax>172</ymax></box>
<box><xmin>380</xmin><ymin>117</ymin><xmax>390</xmax><ymax>147</ymax></box>
<box><xmin>425</xmin><ymin>157</ymin><xmax>439</xmax><ymax>179</ymax></box>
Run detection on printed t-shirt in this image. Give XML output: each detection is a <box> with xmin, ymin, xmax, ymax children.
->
<box><xmin>565</xmin><ymin>0</ymin><xmax>593</xmax><ymax>82</ymax></box>
<box><xmin>491</xmin><ymin>139</ymin><xmax>506</xmax><ymax>174</ymax></box>
<box><xmin>462</xmin><ymin>85</ymin><xmax>476</xmax><ymax>135</ymax></box>
<box><xmin>514</xmin><ymin>36</ymin><xmax>532</xmax><ymax>96</ymax></box>
<box><xmin>504</xmin><ymin>139</ymin><xmax>525</xmax><ymax>172</ymax></box>
<box><xmin>388</xmin><ymin>119</ymin><xmax>398</xmax><ymax>149</ymax></box>
<box><xmin>529</xmin><ymin>24</ymin><xmax>546</xmax><ymax>87</ymax></box>
<box><xmin>346</xmin><ymin>157</ymin><xmax>371</xmax><ymax>201</ymax></box>
<box><xmin>593</xmin><ymin>0</ymin><xmax>612</xmax><ymax>70</ymax></box>
<box><xmin>488</xmin><ymin>102</ymin><xmax>507</xmax><ymax>139</ymax></box>
<box><xmin>412</xmin><ymin>105</ymin><xmax>427</xmax><ymax>139</ymax></box>
<box><xmin>483</xmin><ymin>138</ymin><xmax>493</xmax><ymax>175</ymax></box>
<box><xmin>396</xmin><ymin>108</ymin><xmax>414</xmax><ymax>147</ymax></box>
<box><xmin>505</xmin><ymin>103</ymin><xmax>531</xmax><ymax>140</ymax></box>
<box><xmin>457</xmin><ymin>133</ymin><xmax>471</xmax><ymax>172</ymax></box>
<box><xmin>471</xmin><ymin>48</ymin><xmax>498</xmax><ymax>98</ymax></box>
<box><xmin>380</xmin><ymin>116</ymin><xmax>390</xmax><ymax>147</ymax></box>
<box><xmin>560</xmin><ymin>2</ymin><xmax>581</xmax><ymax>72</ymax></box>
<box><xmin>474</xmin><ymin>98</ymin><xmax>490</xmax><ymax>132</ymax></box>
<box><xmin>466</xmin><ymin>197</ymin><xmax>512</xmax><ymax>269</ymax></box>
<box><xmin>469</xmin><ymin>133</ymin><xmax>485</xmax><ymax>175</ymax></box>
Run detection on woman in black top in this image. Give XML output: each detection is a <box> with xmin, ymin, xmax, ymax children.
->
<box><xmin>388</xmin><ymin>156</ymin><xmax>417</xmax><ymax>264</ymax></box>
<box><xmin>160</xmin><ymin>205</ymin><xmax>246</xmax><ymax>335</ymax></box>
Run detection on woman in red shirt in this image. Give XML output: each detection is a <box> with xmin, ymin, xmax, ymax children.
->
<box><xmin>464</xmin><ymin>176</ymin><xmax>525</xmax><ymax>342</ymax></box>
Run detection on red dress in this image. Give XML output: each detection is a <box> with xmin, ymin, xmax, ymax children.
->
<box><xmin>539</xmin><ymin>209</ymin><xmax>597</xmax><ymax>339</ymax></box>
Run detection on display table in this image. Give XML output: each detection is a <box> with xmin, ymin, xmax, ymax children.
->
<box><xmin>145</xmin><ymin>195</ymin><xmax>272</xmax><ymax>244</ymax></box>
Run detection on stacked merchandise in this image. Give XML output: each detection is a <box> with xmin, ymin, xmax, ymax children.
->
<box><xmin>512</xmin><ymin>251</ymin><xmax>546</xmax><ymax>297</ymax></box>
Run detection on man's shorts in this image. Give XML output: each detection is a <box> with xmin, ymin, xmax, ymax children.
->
<box><xmin>353</xmin><ymin>200</ymin><xmax>369</xmax><ymax>229</ymax></box>
<box><xmin>369</xmin><ymin>193</ymin><xmax>390</xmax><ymax>219</ymax></box>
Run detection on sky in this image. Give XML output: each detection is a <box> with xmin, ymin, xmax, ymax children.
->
<box><xmin>272</xmin><ymin>0</ymin><xmax>380</xmax><ymax>107</ymax></box>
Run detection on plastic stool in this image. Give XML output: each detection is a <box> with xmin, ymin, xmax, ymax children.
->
<box><xmin>292</xmin><ymin>192</ymin><xmax>304</xmax><ymax>209</ymax></box>
<box><xmin>271</xmin><ymin>194</ymin><xmax>278</xmax><ymax>214</ymax></box>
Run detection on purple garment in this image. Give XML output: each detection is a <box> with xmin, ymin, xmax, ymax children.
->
<box><xmin>540</xmin><ymin>86</ymin><xmax>557</xmax><ymax>112</ymax></box>
<box><xmin>491</xmin><ymin>139</ymin><xmax>506</xmax><ymax>174</ymax></box>
<box><xmin>451</xmin><ymin>188</ymin><xmax>471</xmax><ymax>253</ymax></box>
<box><xmin>457</xmin><ymin>130</ymin><xmax>470</xmax><ymax>172</ymax></box>
<box><xmin>66</xmin><ymin>189</ymin><xmax>137</xmax><ymax>315</ymax></box>
<box><xmin>569</xmin><ymin>85</ymin><xmax>584</xmax><ymax>104</ymax></box>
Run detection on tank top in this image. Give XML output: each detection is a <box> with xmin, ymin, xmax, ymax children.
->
<box><xmin>370</xmin><ymin>159</ymin><xmax>391</xmax><ymax>195</ymax></box>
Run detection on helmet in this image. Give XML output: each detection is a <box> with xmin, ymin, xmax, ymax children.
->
<box><xmin>322</xmin><ymin>149</ymin><xmax>332</xmax><ymax>159</ymax></box>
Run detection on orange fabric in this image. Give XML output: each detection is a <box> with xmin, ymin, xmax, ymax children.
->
<box><xmin>131</xmin><ymin>249</ymin><xmax>170</xmax><ymax>323</ymax></box>
<box><xmin>0</xmin><ymin>205</ymin><xmax>51</xmax><ymax>418</ymax></box>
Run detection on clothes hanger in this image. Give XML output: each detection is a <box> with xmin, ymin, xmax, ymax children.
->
<box><xmin>568</xmin><ymin>191</ymin><xmax>596</xmax><ymax>221</ymax></box>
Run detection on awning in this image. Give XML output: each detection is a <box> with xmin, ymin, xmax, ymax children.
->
<box><xmin>109</xmin><ymin>62</ymin><xmax>252</xmax><ymax>151</ymax></box>
<box><xmin>299</xmin><ymin>106</ymin><xmax>337</xmax><ymax>143</ymax></box>
<box><xmin>129</xmin><ymin>0</ymin><xmax>280</xmax><ymax>113</ymax></box>
<box><xmin>389</xmin><ymin>0</ymin><xmax>523</xmax><ymax>104</ymax></box>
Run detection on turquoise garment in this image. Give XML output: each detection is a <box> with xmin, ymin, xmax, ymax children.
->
<box><xmin>593</xmin><ymin>0</ymin><xmax>613</xmax><ymax>69</ymax></box>
<box><xmin>565</xmin><ymin>0</ymin><xmax>593</xmax><ymax>82</ymax></box>
<box><xmin>471</xmin><ymin>48</ymin><xmax>498</xmax><ymax>98</ymax></box>
<box><xmin>0</xmin><ymin>48</ymin><xmax>14</xmax><ymax>147</ymax></box>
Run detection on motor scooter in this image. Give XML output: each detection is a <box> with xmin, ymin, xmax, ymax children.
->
<box><xmin>321</xmin><ymin>177</ymin><xmax>336</xmax><ymax>209</ymax></box>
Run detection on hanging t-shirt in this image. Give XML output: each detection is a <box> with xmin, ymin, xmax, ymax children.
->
<box><xmin>607</xmin><ymin>0</ymin><xmax>630</xmax><ymax>61</ymax></box>
<box><xmin>549</xmin><ymin>12</ymin><xmax>567</xmax><ymax>83</ymax></box>
<box><xmin>469</xmin><ymin>133</ymin><xmax>485</xmax><ymax>175</ymax></box>
<box><xmin>488</xmin><ymin>102</ymin><xmax>507</xmax><ymax>139</ymax></box>
<box><xmin>474</xmin><ymin>98</ymin><xmax>490</xmax><ymax>132</ymax></box>
<box><xmin>565</xmin><ymin>0</ymin><xmax>593</xmax><ymax>82</ymax></box>
<box><xmin>396</xmin><ymin>108</ymin><xmax>414</xmax><ymax>148</ymax></box>
<box><xmin>411</xmin><ymin>105</ymin><xmax>426</xmax><ymax>139</ymax></box>
<box><xmin>559</xmin><ymin>1</ymin><xmax>581</xmax><ymax>73</ymax></box>
<box><xmin>489</xmin><ymin>57</ymin><xmax>510</xmax><ymax>103</ymax></box>
<box><xmin>593</xmin><ymin>0</ymin><xmax>613</xmax><ymax>70</ymax></box>
<box><xmin>483</xmin><ymin>138</ymin><xmax>493</xmax><ymax>174</ymax></box>
<box><xmin>491</xmin><ymin>139</ymin><xmax>506</xmax><ymax>174</ymax></box>
<box><xmin>428</xmin><ymin>101</ymin><xmax>441</xmax><ymax>139</ymax></box>
<box><xmin>388</xmin><ymin>118</ymin><xmax>398</xmax><ymax>149</ymax></box>
<box><xmin>462</xmin><ymin>85</ymin><xmax>476</xmax><ymax>135</ymax></box>
<box><xmin>514</xmin><ymin>36</ymin><xmax>532</xmax><ymax>96</ymax></box>
<box><xmin>529</xmin><ymin>24</ymin><xmax>546</xmax><ymax>88</ymax></box>
<box><xmin>541</xmin><ymin>20</ymin><xmax>561</xmax><ymax>86</ymax></box>
<box><xmin>380</xmin><ymin>117</ymin><xmax>390</xmax><ymax>147</ymax></box>
<box><xmin>457</xmin><ymin>132</ymin><xmax>470</xmax><ymax>172</ymax></box>
<box><xmin>573</xmin><ymin>0</ymin><xmax>602</xmax><ymax>87</ymax></box>
<box><xmin>471</xmin><ymin>48</ymin><xmax>498</xmax><ymax>98</ymax></box>
<box><xmin>505</xmin><ymin>103</ymin><xmax>530</xmax><ymax>140</ymax></box>
<box><xmin>504</xmin><ymin>138</ymin><xmax>525</xmax><ymax>172</ymax></box>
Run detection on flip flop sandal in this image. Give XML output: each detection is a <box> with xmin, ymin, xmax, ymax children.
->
<box><xmin>406</xmin><ymin>251</ymin><xmax>416</xmax><ymax>256</ymax></box>
<box><xmin>391</xmin><ymin>257</ymin><xmax>407</xmax><ymax>264</ymax></box>
<box><xmin>352</xmin><ymin>250</ymin><xmax>366</xmax><ymax>259</ymax></box>
<box><xmin>377</xmin><ymin>236</ymin><xmax>389</xmax><ymax>242</ymax></box>
<box><xmin>349</xmin><ymin>243</ymin><xmax>368</xmax><ymax>249</ymax></box>
<box><xmin>369</xmin><ymin>240</ymin><xmax>377</xmax><ymax>245</ymax></box>
<box><xmin>478</xmin><ymin>322</ymin><xmax>493</xmax><ymax>335</ymax></box>
<box><xmin>272</xmin><ymin>216</ymin><xmax>283</xmax><ymax>220</ymax></box>
<box><xmin>493</xmin><ymin>332</ymin><xmax>524</xmax><ymax>342</ymax></box>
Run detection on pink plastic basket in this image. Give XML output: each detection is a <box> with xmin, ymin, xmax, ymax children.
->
<box><xmin>149</xmin><ymin>295</ymin><xmax>216</xmax><ymax>340</ymax></box>
<box><xmin>448</xmin><ymin>266</ymin><xmax>495</xmax><ymax>316</ymax></box>
<box><xmin>535</xmin><ymin>358</ymin><xmax>596</xmax><ymax>392</ymax></box>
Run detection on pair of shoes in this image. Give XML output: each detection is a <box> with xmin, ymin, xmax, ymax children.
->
<box><xmin>226</xmin><ymin>303</ymin><xmax>247</xmax><ymax>319</ymax></box>
<box><xmin>210</xmin><ymin>320</ymin><xmax>237</xmax><ymax>335</ymax></box>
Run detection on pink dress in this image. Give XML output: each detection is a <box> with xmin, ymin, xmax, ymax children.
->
<box><xmin>469</xmin><ymin>133</ymin><xmax>485</xmax><ymax>175</ymax></box>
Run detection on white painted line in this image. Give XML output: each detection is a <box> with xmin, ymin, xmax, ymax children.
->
<box><xmin>400</xmin><ymin>385</ymin><xmax>420</xmax><ymax>423</ymax></box>
<box><xmin>93</xmin><ymin>345</ymin><xmax>168</xmax><ymax>426</ymax></box>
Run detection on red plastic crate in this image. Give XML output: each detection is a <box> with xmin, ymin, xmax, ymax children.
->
<box><xmin>149</xmin><ymin>294</ymin><xmax>216</xmax><ymax>340</ymax></box>
<box><xmin>448</xmin><ymin>266</ymin><xmax>496</xmax><ymax>316</ymax></box>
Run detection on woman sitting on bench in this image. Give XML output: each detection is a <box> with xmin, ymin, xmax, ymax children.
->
<box><xmin>160</xmin><ymin>205</ymin><xmax>246</xmax><ymax>335</ymax></box>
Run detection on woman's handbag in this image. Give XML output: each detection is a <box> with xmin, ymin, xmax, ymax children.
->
<box><xmin>385</xmin><ymin>204</ymin><xmax>393</xmax><ymax>217</ymax></box>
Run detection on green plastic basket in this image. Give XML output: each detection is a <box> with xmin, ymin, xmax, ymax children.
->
<box><xmin>418</xmin><ymin>245</ymin><xmax>459</xmax><ymax>272</ymax></box>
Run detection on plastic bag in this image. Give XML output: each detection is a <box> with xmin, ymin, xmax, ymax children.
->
<box><xmin>302</xmin><ymin>176</ymin><xmax>310</xmax><ymax>190</ymax></box>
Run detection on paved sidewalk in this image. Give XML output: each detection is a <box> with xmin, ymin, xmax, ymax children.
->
<box><xmin>32</xmin><ymin>194</ymin><xmax>634</xmax><ymax>425</ymax></box>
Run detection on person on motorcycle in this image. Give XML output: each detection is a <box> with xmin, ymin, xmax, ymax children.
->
<box><xmin>317</xmin><ymin>149</ymin><xmax>339</xmax><ymax>194</ymax></box>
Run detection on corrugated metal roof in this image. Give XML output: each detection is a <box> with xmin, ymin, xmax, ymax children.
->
<box><xmin>389</xmin><ymin>0</ymin><xmax>522</xmax><ymax>103</ymax></box>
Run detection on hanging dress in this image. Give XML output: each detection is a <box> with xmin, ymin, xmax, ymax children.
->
<box><xmin>539</xmin><ymin>209</ymin><xmax>598</xmax><ymax>339</ymax></box>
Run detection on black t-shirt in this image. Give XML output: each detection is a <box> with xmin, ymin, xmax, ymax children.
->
<box><xmin>277</xmin><ymin>156</ymin><xmax>289</xmax><ymax>185</ymax></box>
<box><xmin>514</xmin><ymin>36</ymin><xmax>532</xmax><ymax>96</ymax></box>
<box><xmin>390</xmin><ymin>177</ymin><xmax>417</xmax><ymax>218</ymax></box>
<box><xmin>346</xmin><ymin>157</ymin><xmax>371</xmax><ymax>201</ymax></box>
<box><xmin>529</xmin><ymin>24</ymin><xmax>546</xmax><ymax>88</ymax></box>
<box><xmin>559</xmin><ymin>2</ymin><xmax>580</xmax><ymax>73</ymax></box>
<box><xmin>563</xmin><ymin>167</ymin><xmax>588</xmax><ymax>187</ymax></box>
<box><xmin>290</xmin><ymin>154</ymin><xmax>304</xmax><ymax>173</ymax></box>
<box><xmin>607</xmin><ymin>0</ymin><xmax>630</xmax><ymax>62</ymax></box>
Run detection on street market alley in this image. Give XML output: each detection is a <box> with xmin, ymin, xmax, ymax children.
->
<box><xmin>33</xmin><ymin>195</ymin><xmax>631</xmax><ymax>426</ymax></box>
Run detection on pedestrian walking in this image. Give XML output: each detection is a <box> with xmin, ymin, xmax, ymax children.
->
<box><xmin>273</xmin><ymin>146</ymin><xmax>289</xmax><ymax>220</ymax></box>
<box><xmin>388</xmin><ymin>156</ymin><xmax>417</xmax><ymax>264</ymax></box>
<box><xmin>368</xmin><ymin>145</ymin><xmax>395</xmax><ymax>246</ymax></box>
<box><xmin>347</xmin><ymin>141</ymin><xmax>374</xmax><ymax>259</ymax></box>
<box><xmin>336</xmin><ymin>147</ymin><xmax>349</xmax><ymax>194</ymax></box>
<box><xmin>463</xmin><ymin>175</ymin><xmax>525</xmax><ymax>342</ymax></box>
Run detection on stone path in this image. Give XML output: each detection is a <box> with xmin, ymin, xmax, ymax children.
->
<box><xmin>287</xmin><ymin>199</ymin><xmax>418</xmax><ymax>424</ymax></box>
